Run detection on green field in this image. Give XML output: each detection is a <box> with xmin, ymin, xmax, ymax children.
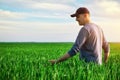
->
<box><xmin>0</xmin><ymin>42</ymin><xmax>120</xmax><ymax>80</ymax></box>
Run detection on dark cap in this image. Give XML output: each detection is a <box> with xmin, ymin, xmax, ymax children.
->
<box><xmin>71</xmin><ymin>7</ymin><xmax>90</xmax><ymax>17</ymax></box>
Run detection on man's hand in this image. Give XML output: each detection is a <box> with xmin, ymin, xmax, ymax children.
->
<box><xmin>104</xmin><ymin>52</ymin><xmax>109</xmax><ymax>64</ymax></box>
<box><xmin>48</xmin><ymin>53</ymin><xmax>71</xmax><ymax>65</ymax></box>
<box><xmin>48</xmin><ymin>60</ymin><xmax>57</xmax><ymax>65</ymax></box>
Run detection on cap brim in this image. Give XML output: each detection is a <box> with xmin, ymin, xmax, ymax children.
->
<box><xmin>70</xmin><ymin>14</ymin><xmax>76</xmax><ymax>17</ymax></box>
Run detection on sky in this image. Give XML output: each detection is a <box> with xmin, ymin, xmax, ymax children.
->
<box><xmin>0</xmin><ymin>0</ymin><xmax>120</xmax><ymax>42</ymax></box>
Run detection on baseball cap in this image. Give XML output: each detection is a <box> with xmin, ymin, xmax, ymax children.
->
<box><xmin>71</xmin><ymin>7</ymin><xmax>90</xmax><ymax>17</ymax></box>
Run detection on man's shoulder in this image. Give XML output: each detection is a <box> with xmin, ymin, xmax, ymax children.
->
<box><xmin>84</xmin><ymin>23</ymin><xmax>102</xmax><ymax>31</ymax></box>
<box><xmin>84</xmin><ymin>23</ymin><xmax>97</xmax><ymax>28</ymax></box>
<box><xmin>83</xmin><ymin>23</ymin><xmax>94</xmax><ymax>32</ymax></box>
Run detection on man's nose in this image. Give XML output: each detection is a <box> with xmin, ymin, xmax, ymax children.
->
<box><xmin>76</xmin><ymin>17</ymin><xmax>78</xmax><ymax>21</ymax></box>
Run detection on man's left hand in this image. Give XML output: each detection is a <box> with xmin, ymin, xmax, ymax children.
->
<box><xmin>48</xmin><ymin>60</ymin><xmax>57</xmax><ymax>65</ymax></box>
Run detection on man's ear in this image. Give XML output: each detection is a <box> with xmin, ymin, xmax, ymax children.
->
<box><xmin>84</xmin><ymin>14</ymin><xmax>87</xmax><ymax>17</ymax></box>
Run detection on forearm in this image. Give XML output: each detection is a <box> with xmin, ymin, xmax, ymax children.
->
<box><xmin>56</xmin><ymin>53</ymin><xmax>71</xmax><ymax>63</ymax></box>
<box><xmin>103</xmin><ymin>43</ymin><xmax>110</xmax><ymax>63</ymax></box>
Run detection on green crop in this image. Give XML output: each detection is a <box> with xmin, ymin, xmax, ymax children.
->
<box><xmin>0</xmin><ymin>42</ymin><xmax>120</xmax><ymax>80</ymax></box>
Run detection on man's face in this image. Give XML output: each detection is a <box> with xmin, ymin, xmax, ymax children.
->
<box><xmin>76</xmin><ymin>14</ymin><xmax>85</xmax><ymax>26</ymax></box>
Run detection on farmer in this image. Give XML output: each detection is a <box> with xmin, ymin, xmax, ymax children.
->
<box><xmin>49</xmin><ymin>7</ymin><xmax>110</xmax><ymax>65</ymax></box>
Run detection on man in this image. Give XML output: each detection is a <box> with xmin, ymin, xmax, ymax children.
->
<box><xmin>49</xmin><ymin>7</ymin><xmax>110</xmax><ymax>65</ymax></box>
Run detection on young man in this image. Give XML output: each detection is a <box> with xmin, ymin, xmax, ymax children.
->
<box><xmin>49</xmin><ymin>7</ymin><xmax>110</xmax><ymax>65</ymax></box>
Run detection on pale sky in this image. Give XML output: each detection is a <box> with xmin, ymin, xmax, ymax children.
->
<box><xmin>0</xmin><ymin>0</ymin><xmax>120</xmax><ymax>42</ymax></box>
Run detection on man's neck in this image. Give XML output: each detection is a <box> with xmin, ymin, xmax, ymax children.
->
<box><xmin>84</xmin><ymin>20</ymin><xmax>91</xmax><ymax>26</ymax></box>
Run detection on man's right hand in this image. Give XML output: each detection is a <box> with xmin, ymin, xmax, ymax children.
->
<box><xmin>104</xmin><ymin>52</ymin><xmax>109</xmax><ymax>63</ymax></box>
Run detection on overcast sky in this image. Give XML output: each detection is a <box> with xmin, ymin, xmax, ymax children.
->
<box><xmin>0</xmin><ymin>0</ymin><xmax>120</xmax><ymax>42</ymax></box>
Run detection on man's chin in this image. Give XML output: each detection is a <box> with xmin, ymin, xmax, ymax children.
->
<box><xmin>79</xmin><ymin>23</ymin><xmax>83</xmax><ymax>26</ymax></box>
<box><xmin>78</xmin><ymin>22</ymin><xmax>83</xmax><ymax>26</ymax></box>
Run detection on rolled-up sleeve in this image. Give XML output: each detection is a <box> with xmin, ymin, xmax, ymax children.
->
<box><xmin>68</xmin><ymin>27</ymin><xmax>89</xmax><ymax>57</ymax></box>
